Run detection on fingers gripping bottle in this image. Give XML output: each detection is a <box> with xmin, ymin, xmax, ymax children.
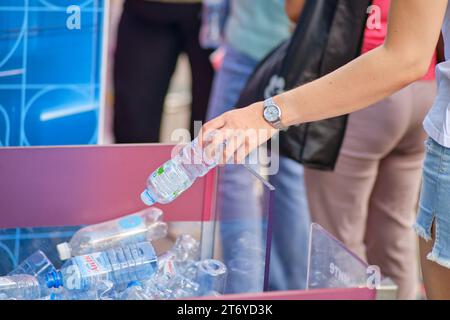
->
<box><xmin>141</xmin><ymin>137</ymin><xmax>219</xmax><ymax>206</ymax></box>
<box><xmin>46</xmin><ymin>242</ymin><xmax>158</xmax><ymax>292</ymax></box>
<box><xmin>57</xmin><ymin>207</ymin><xmax>167</xmax><ymax>260</ymax></box>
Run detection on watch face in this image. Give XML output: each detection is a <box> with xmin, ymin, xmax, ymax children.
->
<box><xmin>264</xmin><ymin>105</ymin><xmax>280</xmax><ymax>123</ymax></box>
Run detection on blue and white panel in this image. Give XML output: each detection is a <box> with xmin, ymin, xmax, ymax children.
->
<box><xmin>0</xmin><ymin>0</ymin><xmax>105</xmax><ymax>146</ymax></box>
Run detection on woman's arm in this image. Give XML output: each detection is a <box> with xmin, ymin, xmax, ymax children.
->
<box><xmin>279</xmin><ymin>0</ymin><xmax>447</xmax><ymax>125</ymax></box>
<box><xmin>201</xmin><ymin>0</ymin><xmax>448</xmax><ymax>163</ymax></box>
<box><xmin>285</xmin><ymin>0</ymin><xmax>305</xmax><ymax>23</ymax></box>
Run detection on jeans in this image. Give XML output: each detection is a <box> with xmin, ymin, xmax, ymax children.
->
<box><xmin>207</xmin><ymin>45</ymin><xmax>311</xmax><ymax>291</ymax></box>
<box><xmin>415</xmin><ymin>137</ymin><xmax>450</xmax><ymax>269</ymax></box>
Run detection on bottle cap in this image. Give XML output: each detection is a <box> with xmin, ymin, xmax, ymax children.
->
<box><xmin>46</xmin><ymin>270</ymin><xmax>63</xmax><ymax>289</ymax></box>
<box><xmin>141</xmin><ymin>190</ymin><xmax>156</xmax><ymax>206</ymax></box>
<box><xmin>127</xmin><ymin>281</ymin><xmax>142</xmax><ymax>288</ymax></box>
<box><xmin>57</xmin><ymin>242</ymin><xmax>72</xmax><ymax>261</ymax></box>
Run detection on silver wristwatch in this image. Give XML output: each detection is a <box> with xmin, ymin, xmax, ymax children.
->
<box><xmin>263</xmin><ymin>97</ymin><xmax>286</xmax><ymax>130</ymax></box>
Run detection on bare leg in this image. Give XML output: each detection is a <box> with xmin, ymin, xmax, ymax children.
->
<box><xmin>419</xmin><ymin>223</ymin><xmax>450</xmax><ymax>300</ymax></box>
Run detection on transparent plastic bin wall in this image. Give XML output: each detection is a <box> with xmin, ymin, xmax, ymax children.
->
<box><xmin>306</xmin><ymin>223</ymin><xmax>398</xmax><ymax>299</ymax></box>
<box><xmin>208</xmin><ymin>167</ymin><xmax>274</xmax><ymax>294</ymax></box>
<box><xmin>199</xmin><ymin>223</ymin><xmax>397</xmax><ymax>300</ymax></box>
<box><xmin>0</xmin><ymin>144</ymin><xmax>273</xmax><ymax>295</ymax></box>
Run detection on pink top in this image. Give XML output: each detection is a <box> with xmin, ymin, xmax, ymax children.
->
<box><xmin>362</xmin><ymin>0</ymin><xmax>436</xmax><ymax>81</ymax></box>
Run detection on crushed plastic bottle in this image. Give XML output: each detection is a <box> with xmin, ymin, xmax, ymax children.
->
<box><xmin>120</xmin><ymin>281</ymin><xmax>151</xmax><ymax>300</ymax></box>
<box><xmin>57</xmin><ymin>207</ymin><xmax>167</xmax><ymax>260</ymax></box>
<box><xmin>47</xmin><ymin>280</ymin><xmax>116</xmax><ymax>300</ymax></box>
<box><xmin>46</xmin><ymin>242</ymin><xmax>158</xmax><ymax>292</ymax></box>
<box><xmin>47</xmin><ymin>289</ymin><xmax>97</xmax><ymax>301</ymax></box>
<box><xmin>0</xmin><ymin>275</ymin><xmax>41</xmax><ymax>300</ymax></box>
<box><xmin>171</xmin><ymin>234</ymin><xmax>200</xmax><ymax>264</ymax></box>
<box><xmin>196</xmin><ymin>259</ymin><xmax>227</xmax><ymax>295</ymax></box>
<box><xmin>8</xmin><ymin>250</ymin><xmax>56</xmax><ymax>278</ymax></box>
<box><xmin>141</xmin><ymin>137</ymin><xmax>220</xmax><ymax>206</ymax></box>
<box><xmin>157</xmin><ymin>234</ymin><xmax>200</xmax><ymax>277</ymax></box>
<box><xmin>170</xmin><ymin>276</ymin><xmax>200</xmax><ymax>299</ymax></box>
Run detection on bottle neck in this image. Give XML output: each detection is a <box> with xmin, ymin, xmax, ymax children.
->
<box><xmin>45</xmin><ymin>270</ymin><xmax>63</xmax><ymax>289</ymax></box>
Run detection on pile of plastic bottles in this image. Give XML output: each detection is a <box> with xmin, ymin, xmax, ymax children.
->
<box><xmin>0</xmin><ymin>208</ymin><xmax>227</xmax><ymax>300</ymax></box>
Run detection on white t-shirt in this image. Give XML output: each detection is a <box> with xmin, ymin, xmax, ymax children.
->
<box><xmin>424</xmin><ymin>3</ymin><xmax>450</xmax><ymax>147</ymax></box>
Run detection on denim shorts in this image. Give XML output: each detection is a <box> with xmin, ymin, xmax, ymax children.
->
<box><xmin>415</xmin><ymin>137</ymin><xmax>450</xmax><ymax>268</ymax></box>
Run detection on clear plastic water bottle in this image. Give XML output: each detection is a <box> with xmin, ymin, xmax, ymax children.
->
<box><xmin>57</xmin><ymin>207</ymin><xmax>167</xmax><ymax>260</ymax></box>
<box><xmin>169</xmin><ymin>276</ymin><xmax>200</xmax><ymax>299</ymax></box>
<box><xmin>199</xmin><ymin>0</ymin><xmax>228</xmax><ymax>49</ymax></box>
<box><xmin>8</xmin><ymin>250</ymin><xmax>56</xmax><ymax>298</ymax></box>
<box><xmin>48</xmin><ymin>280</ymin><xmax>116</xmax><ymax>300</ymax></box>
<box><xmin>9</xmin><ymin>250</ymin><xmax>56</xmax><ymax>278</ymax></box>
<box><xmin>196</xmin><ymin>259</ymin><xmax>227</xmax><ymax>295</ymax></box>
<box><xmin>120</xmin><ymin>281</ymin><xmax>151</xmax><ymax>300</ymax></box>
<box><xmin>161</xmin><ymin>234</ymin><xmax>200</xmax><ymax>276</ymax></box>
<box><xmin>171</xmin><ymin>234</ymin><xmax>200</xmax><ymax>264</ymax></box>
<box><xmin>0</xmin><ymin>275</ymin><xmax>41</xmax><ymax>300</ymax></box>
<box><xmin>46</xmin><ymin>242</ymin><xmax>158</xmax><ymax>292</ymax></box>
<box><xmin>47</xmin><ymin>290</ymin><xmax>97</xmax><ymax>301</ymax></box>
<box><xmin>141</xmin><ymin>137</ymin><xmax>219</xmax><ymax>206</ymax></box>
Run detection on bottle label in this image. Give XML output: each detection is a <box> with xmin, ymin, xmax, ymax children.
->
<box><xmin>150</xmin><ymin>161</ymin><xmax>191</xmax><ymax>200</ymax></box>
<box><xmin>75</xmin><ymin>252</ymin><xmax>111</xmax><ymax>276</ymax></box>
<box><xmin>118</xmin><ymin>215</ymin><xmax>143</xmax><ymax>230</ymax></box>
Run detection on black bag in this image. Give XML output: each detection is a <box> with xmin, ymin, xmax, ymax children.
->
<box><xmin>235</xmin><ymin>0</ymin><xmax>371</xmax><ymax>170</ymax></box>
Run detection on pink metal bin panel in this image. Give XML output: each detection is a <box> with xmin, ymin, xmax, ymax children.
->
<box><xmin>204</xmin><ymin>287</ymin><xmax>377</xmax><ymax>300</ymax></box>
<box><xmin>0</xmin><ymin>144</ymin><xmax>216</xmax><ymax>229</ymax></box>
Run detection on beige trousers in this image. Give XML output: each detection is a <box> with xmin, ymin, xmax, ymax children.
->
<box><xmin>304</xmin><ymin>81</ymin><xmax>437</xmax><ymax>299</ymax></box>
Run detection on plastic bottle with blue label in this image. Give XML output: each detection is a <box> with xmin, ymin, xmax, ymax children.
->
<box><xmin>46</xmin><ymin>242</ymin><xmax>158</xmax><ymax>292</ymax></box>
<box><xmin>141</xmin><ymin>137</ymin><xmax>220</xmax><ymax>206</ymax></box>
<box><xmin>56</xmin><ymin>207</ymin><xmax>167</xmax><ymax>260</ymax></box>
<box><xmin>0</xmin><ymin>275</ymin><xmax>41</xmax><ymax>300</ymax></box>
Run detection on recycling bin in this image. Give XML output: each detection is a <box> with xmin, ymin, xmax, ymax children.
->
<box><xmin>0</xmin><ymin>143</ymin><xmax>273</xmax><ymax>297</ymax></box>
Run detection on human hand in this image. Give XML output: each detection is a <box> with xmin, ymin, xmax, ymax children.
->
<box><xmin>199</xmin><ymin>102</ymin><xmax>279</xmax><ymax>165</ymax></box>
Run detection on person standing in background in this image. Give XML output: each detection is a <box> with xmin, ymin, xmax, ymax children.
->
<box><xmin>301</xmin><ymin>0</ymin><xmax>437</xmax><ymax>299</ymax></box>
<box><xmin>207</xmin><ymin>0</ymin><xmax>311</xmax><ymax>291</ymax></box>
<box><xmin>113</xmin><ymin>0</ymin><xmax>214</xmax><ymax>143</ymax></box>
